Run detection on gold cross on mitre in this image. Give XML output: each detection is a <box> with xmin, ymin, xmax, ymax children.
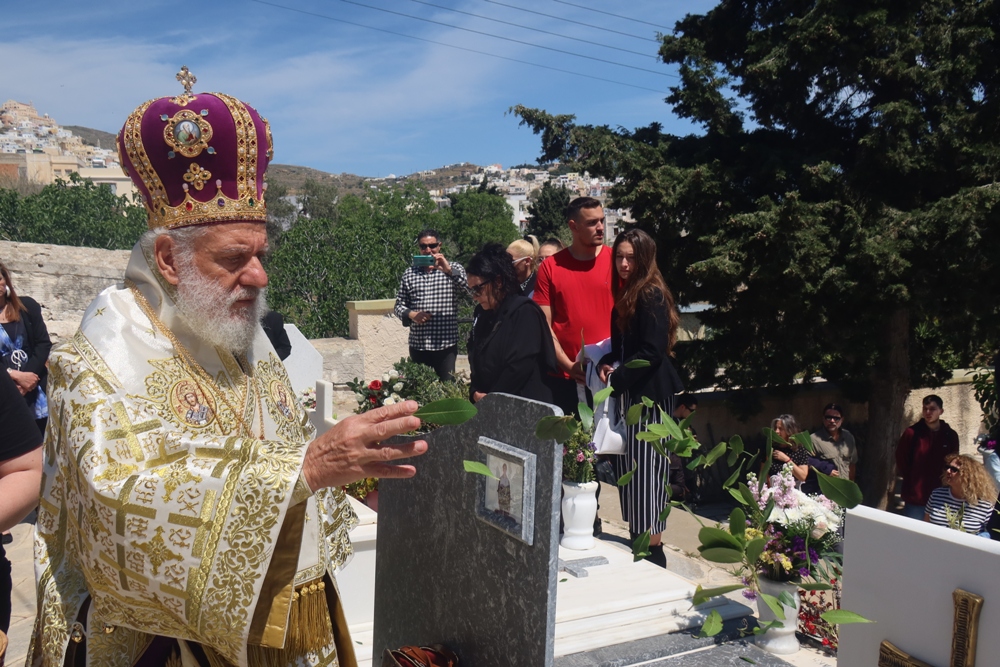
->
<box><xmin>878</xmin><ymin>589</ymin><xmax>983</xmax><ymax>667</ymax></box>
<box><xmin>173</xmin><ymin>66</ymin><xmax>197</xmax><ymax>105</ymax></box>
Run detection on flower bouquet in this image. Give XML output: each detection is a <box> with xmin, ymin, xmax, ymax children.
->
<box><xmin>562</xmin><ymin>425</ymin><xmax>597</xmax><ymax>484</ymax></box>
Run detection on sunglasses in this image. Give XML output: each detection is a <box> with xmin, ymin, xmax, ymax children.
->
<box><xmin>510</xmin><ymin>255</ymin><xmax>530</xmax><ymax>265</ymax></box>
<box><xmin>467</xmin><ymin>282</ymin><xmax>488</xmax><ymax>296</ymax></box>
<box><xmin>945</xmin><ymin>465</ymin><xmax>961</xmax><ymax>474</ymax></box>
<box><xmin>824</xmin><ymin>415</ymin><xmax>842</xmax><ymax>421</ymax></box>
<box><xmin>418</xmin><ymin>242</ymin><xmax>440</xmax><ymax>250</ymax></box>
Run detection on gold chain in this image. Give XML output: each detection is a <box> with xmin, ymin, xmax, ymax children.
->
<box><xmin>126</xmin><ymin>280</ymin><xmax>266</xmax><ymax>440</ymax></box>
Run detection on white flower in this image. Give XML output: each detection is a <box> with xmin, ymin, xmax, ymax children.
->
<box><xmin>354</xmin><ymin>393</ymin><xmax>364</xmax><ymax>402</ymax></box>
<box><xmin>389</xmin><ymin>370</ymin><xmax>400</xmax><ymax>380</ymax></box>
<box><xmin>393</xmin><ymin>382</ymin><xmax>404</xmax><ymax>392</ymax></box>
<box><xmin>391</xmin><ymin>393</ymin><xmax>401</xmax><ymax>401</ymax></box>
<box><xmin>383</xmin><ymin>397</ymin><xmax>395</xmax><ymax>406</ymax></box>
<box><xmin>382</xmin><ymin>373</ymin><xmax>390</xmax><ymax>382</ymax></box>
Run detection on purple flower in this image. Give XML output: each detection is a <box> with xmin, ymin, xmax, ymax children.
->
<box><xmin>588</xmin><ymin>441</ymin><xmax>597</xmax><ymax>451</ymax></box>
<box><xmin>742</xmin><ymin>589</ymin><xmax>758</xmax><ymax>601</ymax></box>
<box><xmin>798</xmin><ymin>567</ymin><xmax>810</xmax><ymax>578</ymax></box>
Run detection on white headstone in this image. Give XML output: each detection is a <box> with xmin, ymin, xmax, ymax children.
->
<box><xmin>281</xmin><ymin>323</ymin><xmax>324</xmax><ymax>393</ymax></box>
<box><xmin>839</xmin><ymin>505</ymin><xmax>1000</xmax><ymax>666</ymax></box>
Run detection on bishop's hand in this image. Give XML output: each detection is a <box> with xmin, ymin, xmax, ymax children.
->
<box><xmin>302</xmin><ymin>400</ymin><xmax>427</xmax><ymax>491</ymax></box>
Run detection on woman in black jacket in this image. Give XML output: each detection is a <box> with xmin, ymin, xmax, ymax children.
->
<box><xmin>466</xmin><ymin>244</ymin><xmax>557</xmax><ymax>404</ymax></box>
<box><xmin>597</xmin><ymin>229</ymin><xmax>683</xmax><ymax>567</ymax></box>
<box><xmin>0</xmin><ymin>258</ymin><xmax>52</xmax><ymax>434</ymax></box>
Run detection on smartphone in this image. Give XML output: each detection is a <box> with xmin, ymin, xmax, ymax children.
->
<box><xmin>412</xmin><ymin>255</ymin><xmax>435</xmax><ymax>267</ymax></box>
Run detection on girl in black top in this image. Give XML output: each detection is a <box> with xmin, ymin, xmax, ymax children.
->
<box><xmin>466</xmin><ymin>244</ymin><xmax>557</xmax><ymax>404</ymax></box>
<box><xmin>597</xmin><ymin>229</ymin><xmax>684</xmax><ymax>567</ymax></box>
<box><xmin>0</xmin><ymin>259</ymin><xmax>52</xmax><ymax>434</ymax></box>
<box><xmin>766</xmin><ymin>414</ymin><xmax>810</xmax><ymax>482</ymax></box>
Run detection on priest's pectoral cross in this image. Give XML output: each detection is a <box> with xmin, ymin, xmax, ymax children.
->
<box><xmin>878</xmin><ymin>589</ymin><xmax>983</xmax><ymax>667</ymax></box>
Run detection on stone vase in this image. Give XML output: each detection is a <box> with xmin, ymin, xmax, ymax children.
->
<box><xmin>560</xmin><ymin>480</ymin><xmax>599</xmax><ymax>550</ymax></box>
<box><xmin>755</xmin><ymin>577</ymin><xmax>801</xmax><ymax>655</ymax></box>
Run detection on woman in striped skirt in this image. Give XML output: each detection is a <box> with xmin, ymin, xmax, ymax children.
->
<box><xmin>597</xmin><ymin>229</ymin><xmax>684</xmax><ymax>568</ymax></box>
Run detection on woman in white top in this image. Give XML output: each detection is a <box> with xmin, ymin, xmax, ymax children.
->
<box><xmin>924</xmin><ymin>453</ymin><xmax>997</xmax><ymax>537</ymax></box>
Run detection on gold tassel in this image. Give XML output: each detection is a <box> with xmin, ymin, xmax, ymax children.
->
<box><xmin>248</xmin><ymin>577</ymin><xmax>334</xmax><ymax>667</ymax></box>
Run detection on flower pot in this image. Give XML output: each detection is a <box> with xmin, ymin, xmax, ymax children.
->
<box><xmin>561</xmin><ymin>480</ymin><xmax>599</xmax><ymax>550</ymax></box>
<box><xmin>755</xmin><ymin>576</ymin><xmax>801</xmax><ymax>655</ymax></box>
<box><xmin>364</xmin><ymin>489</ymin><xmax>379</xmax><ymax>513</ymax></box>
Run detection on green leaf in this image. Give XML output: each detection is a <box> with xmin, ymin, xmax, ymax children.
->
<box><xmin>578</xmin><ymin>403</ymin><xmax>594</xmax><ymax>432</ymax></box>
<box><xmin>697</xmin><ymin>609</ymin><xmax>723</xmax><ymax>638</ymax></box>
<box><xmin>798</xmin><ymin>582</ymin><xmax>833</xmax><ymax>591</ymax></box>
<box><xmin>763</xmin><ymin>426</ymin><xmax>787</xmax><ymax>447</ymax></box>
<box><xmin>738</xmin><ymin>657</ymin><xmax>758</xmax><ymax>664</ymax></box>
<box><xmin>817</xmin><ymin>471</ymin><xmax>864</xmax><ymax>509</ymax></box>
<box><xmin>414</xmin><ymin>398</ymin><xmax>478</xmax><ymax>424</ymax></box>
<box><xmin>645</xmin><ymin>422</ymin><xmax>671</xmax><ymax>438</ymax></box>
<box><xmin>660</xmin><ymin>415</ymin><xmax>684</xmax><ymax>440</ymax></box>
<box><xmin>641</xmin><ymin>396</ymin><xmax>654</xmax><ymax>408</ymax></box>
<box><xmin>820</xmin><ymin>609</ymin><xmax>873</xmax><ymax>625</ymax></box>
<box><xmin>626</xmin><ymin>403</ymin><xmax>644</xmax><ymax>425</ymax></box>
<box><xmin>463</xmin><ymin>460</ymin><xmax>497</xmax><ymax>479</ymax></box>
<box><xmin>618</xmin><ymin>462</ymin><xmax>638</xmax><ymax>486</ymax></box>
<box><xmin>560</xmin><ymin>578</ymin><xmax>567</xmax><ymax>582</ymax></box>
<box><xmin>729</xmin><ymin>507</ymin><xmax>746</xmax><ymax>542</ymax></box>
<box><xmin>699</xmin><ymin>526</ymin><xmax>744</xmax><ymax>551</ymax></box>
<box><xmin>790</xmin><ymin>431</ymin><xmax>814</xmax><ymax>454</ymax></box>
<box><xmin>758</xmin><ymin>592</ymin><xmax>786</xmax><ymax>620</ymax></box>
<box><xmin>698</xmin><ymin>547</ymin><xmax>745</xmax><ymax>564</ymax></box>
<box><xmin>752</xmin><ymin>620</ymin><xmax>783</xmax><ymax>635</ymax></box>
<box><xmin>686</xmin><ymin>455</ymin><xmax>705</xmax><ymax>470</ymax></box>
<box><xmin>778</xmin><ymin>591</ymin><xmax>796</xmax><ymax>608</ymax></box>
<box><xmin>535</xmin><ymin>415</ymin><xmax>578</xmax><ymax>443</ymax></box>
<box><xmin>727</xmin><ymin>434</ymin><xmax>745</xmax><ymax>466</ymax></box>
<box><xmin>744</xmin><ymin>537</ymin><xmax>766</xmax><ymax>566</ymax></box>
<box><xmin>723</xmin><ymin>461</ymin><xmax>744</xmax><ymax>489</ymax></box>
<box><xmin>632</xmin><ymin>531</ymin><xmax>651</xmax><ymax>561</ymax></box>
<box><xmin>625</xmin><ymin>358</ymin><xmax>651</xmax><ymax>369</ymax></box>
<box><xmin>678</xmin><ymin>410</ymin><xmax>695</xmax><ymax>435</ymax></box>
<box><xmin>728</xmin><ymin>487</ymin><xmax>747</xmax><ymax>505</ymax></box>
<box><xmin>692</xmin><ymin>584</ymin><xmax>745</xmax><ymax>606</ymax></box>
<box><xmin>592</xmin><ymin>386</ymin><xmax>613</xmax><ymax>406</ymax></box>
<box><xmin>635</xmin><ymin>431</ymin><xmax>662</xmax><ymax>442</ymax></box>
<box><xmin>650</xmin><ymin>438</ymin><xmax>669</xmax><ymax>459</ymax></box>
<box><xmin>658</xmin><ymin>503</ymin><xmax>672</xmax><ymax>522</ymax></box>
<box><xmin>738</xmin><ymin>483</ymin><xmax>756</xmax><ymax>508</ymax></box>
<box><xmin>704</xmin><ymin>441</ymin><xmax>728</xmax><ymax>466</ymax></box>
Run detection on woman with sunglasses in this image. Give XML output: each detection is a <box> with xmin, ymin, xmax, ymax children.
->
<box><xmin>924</xmin><ymin>453</ymin><xmax>997</xmax><ymax>537</ymax></box>
<box><xmin>810</xmin><ymin>403</ymin><xmax>858</xmax><ymax>481</ymax></box>
<box><xmin>507</xmin><ymin>236</ymin><xmax>539</xmax><ymax>297</ymax></box>
<box><xmin>596</xmin><ymin>228</ymin><xmax>684</xmax><ymax>568</ymax></box>
<box><xmin>466</xmin><ymin>243</ymin><xmax>557</xmax><ymax>404</ymax></box>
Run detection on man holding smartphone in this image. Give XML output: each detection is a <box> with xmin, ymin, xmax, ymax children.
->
<box><xmin>394</xmin><ymin>229</ymin><xmax>468</xmax><ymax>381</ymax></box>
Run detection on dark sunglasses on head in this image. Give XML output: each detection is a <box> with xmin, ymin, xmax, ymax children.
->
<box><xmin>945</xmin><ymin>465</ymin><xmax>961</xmax><ymax>474</ymax></box>
<box><xmin>824</xmin><ymin>415</ymin><xmax>842</xmax><ymax>421</ymax></box>
<box><xmin>419</xmin><ymin>242</ymin><xmax>440</xmax><ymax>250</ymax></box>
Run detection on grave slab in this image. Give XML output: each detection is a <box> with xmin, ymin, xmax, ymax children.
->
<box><xmin>373</xmin><ymin>393</ymin><xmax>564</xmax><ymax>666</ymax></box>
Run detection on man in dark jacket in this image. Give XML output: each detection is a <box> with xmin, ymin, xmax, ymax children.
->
<box><xmin>895</xmin><ymin>394</ymin><xmax>959</xmax><ymax>520</ymax></box>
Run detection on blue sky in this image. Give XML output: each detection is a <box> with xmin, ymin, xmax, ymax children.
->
<box><xmin>2</xmin><ymin>0</ymin><xmax>715</xmax><ymax>176</ymax></box>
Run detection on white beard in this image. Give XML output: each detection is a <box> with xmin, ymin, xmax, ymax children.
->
<box><xmin>173</xmin><ymin>261</ymin><xmax>267</xmax><ymax>355</ymax></box>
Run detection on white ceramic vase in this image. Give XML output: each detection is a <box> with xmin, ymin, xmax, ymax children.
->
<box><xmin>755</xmin><ymin>576</ymin><xmax>801</xmax><ymax>655</ymax></box>
<box><xmin>560</xmin><ymin>480</ymin><xmax>599</xmax><ymax>550</ymax></box>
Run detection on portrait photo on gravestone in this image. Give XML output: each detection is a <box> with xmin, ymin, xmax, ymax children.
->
<box><xmin>475</xmin><ymin>435</ymin><xmax>536</xmax><ymax>545</ymax></box>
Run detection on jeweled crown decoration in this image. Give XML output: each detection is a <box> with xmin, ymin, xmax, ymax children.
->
<box><xmin>118</xmin><ymin>67</ymin><xmax>274</xmax><ymax>230</ymax></box>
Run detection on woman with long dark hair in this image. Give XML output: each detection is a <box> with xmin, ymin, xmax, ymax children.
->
<box><xmin>597</xmin><ymin>229</ymin><xmax>684</xmax><ymax>567</ymax></box>
<box><xmin>0</xmin><ymin>258</ymin><xmax>51</xmax><ymax>435</ymax></box>
<box><xmin>466</xmin><ymin>243</ymin><xmax>557</xmax><ymax>403</ymax></box>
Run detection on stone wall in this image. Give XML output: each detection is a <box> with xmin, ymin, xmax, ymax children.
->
<box><xmin>0</xmin><ymin>240</ymin><xmax>131</xmax><ymax>342</ymax></box>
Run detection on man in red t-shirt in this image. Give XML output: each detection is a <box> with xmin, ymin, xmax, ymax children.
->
<box><xmin>533</xmin><ymin>197</ymin><xmax>615</xmax><ymax>416</ymax></box>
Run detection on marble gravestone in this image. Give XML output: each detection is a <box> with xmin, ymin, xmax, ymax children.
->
<box><xmin>373</xmin><ymin>393</ymin><xmax>563</xmax><ymax>666</ymax></box>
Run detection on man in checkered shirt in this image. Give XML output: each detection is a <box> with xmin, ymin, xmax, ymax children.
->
<box><xmin>394</xmin><ymin>229</ymin><xmax>468</xmax><ymax>381</ymax></box>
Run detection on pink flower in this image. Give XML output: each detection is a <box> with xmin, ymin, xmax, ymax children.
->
<box><xmin>576</xmin><ymin>451</ymin><xmax>585</xmax><ymax>463</ymax></box>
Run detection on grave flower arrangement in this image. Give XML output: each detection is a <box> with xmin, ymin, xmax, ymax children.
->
<box><xmin>683</xmin><ymin>428</ymin><xmax>869</xmax><ymax>636</ymax></box>
<box><xmin>562</xmin><ymin>426</ymin><xmax>597</xmax><ymax>483</ymax></box>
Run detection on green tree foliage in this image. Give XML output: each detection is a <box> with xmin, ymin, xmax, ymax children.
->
<box><xmin>0</xmin><ymin>173</ymin><xmax>147</xmax><ymax>249</ymax></box>
<box><xmin>264</xmin><ymin>179</ymin><xmax>298</xmax><ymax>235</ymax></box>
<box><xmin>439</xmin><ymin>190</ymin><xmax>518</xmax><ymax>264</ymax></box>
<box><xmin>267</xmin><ymin>183</ymin><xmax>437</xmax><ymax>338</ymax></box>
<box><xmin>298</xmin><ymin>178</ymin><xmax>340</xmax><ymax>222</ymax></box>
<box><xmin>513</xmin><ymin>0</ymin><xmax>1000</xmax><ymax>507</ymax></box>
<box><xmin>526</xmin><ymin>181</ymin><xmax>571</xmax><ymax>244</ymax></box>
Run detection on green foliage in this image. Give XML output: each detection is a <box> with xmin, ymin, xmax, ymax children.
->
<box><xmin>0</xmin><ymin>173</ymin><xmax>147</xmax><ymax>249</ymax></box>
<box><xmin>525</xmin><ymin>181</ymin><xmax>571</xmax><ymax>243</ymax></box>
<box><xmin>513</xmin><ymin>1</ymin><xmax>1000</xmax><ymax>506</ymax></box>
<box><xmin>438</xmin><ymin>190</ymin><xmax>519</xmax><ymax>265</ymax></box>
<box><xmin>970</xmin><ymin>366</ymin><xmax>997</xmax><ymax>431</ymax></box>
<box><xmin>267</xmin><ymin>183</ymin><xmax>435</xmax><ymax>338</ymax></box>
<box><xmin>414</xmin><ymin>398</ymin><xmax>478</xmax><ymax>424</ymax></box>
<box><xmin>298</xmin><ymin>178</ymin><xmax>340</xmax><ymax>223</ymax></box>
